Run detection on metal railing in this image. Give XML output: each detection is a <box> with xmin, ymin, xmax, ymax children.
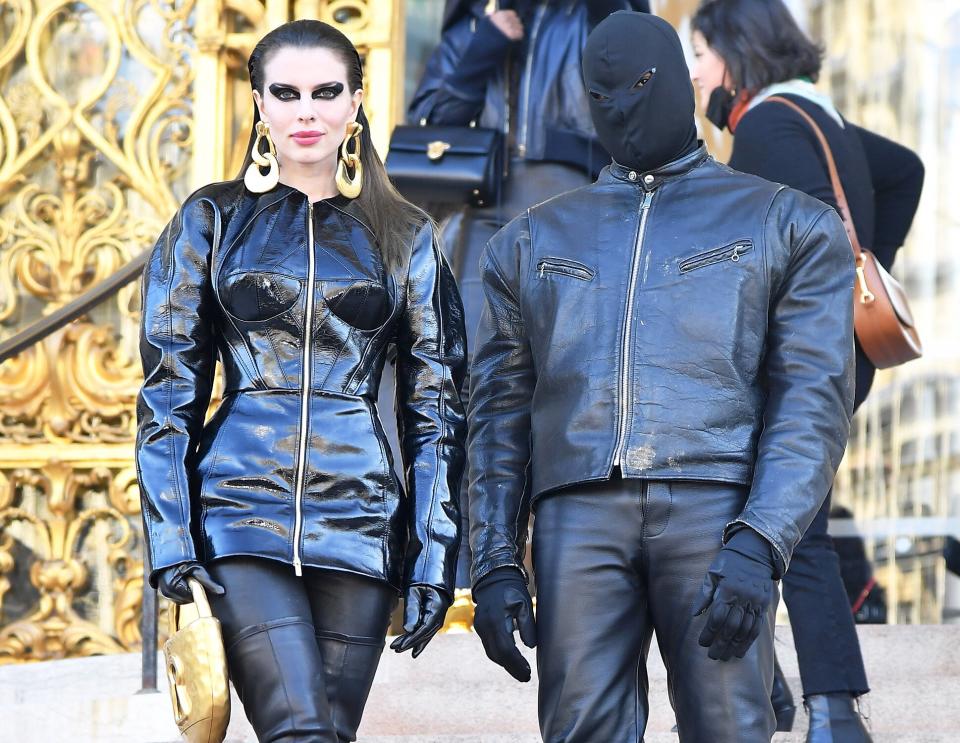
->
<box><xmin>0</xmin><ymin>252</ymin><xmax>159</xmax><ymax>691</ymax></box>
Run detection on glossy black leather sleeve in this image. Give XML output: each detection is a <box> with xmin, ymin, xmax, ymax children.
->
<box><xmin>135</xmin><ymin>195</ymin><xmax>218</xmax><ymax>587</ymax></box>
<box><xmin>395</xmin><ymin>222</ymin><xmax>469</xmax><ymax>597</ymax></box>
<box><xmin>467</xmin><ymin>217</ymin><xmax>535</xmax><ymax>586</ymax></box>
<box><xmin>724</xmin><ymin>194</ymin><xmax>855</xmax><ymax>575</ymax></box>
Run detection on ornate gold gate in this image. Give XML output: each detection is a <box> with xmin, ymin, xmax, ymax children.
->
<box><xmin>0</xmin><ymin>0</ymin><xmax>404</xmax><ymax>663</ymax></box>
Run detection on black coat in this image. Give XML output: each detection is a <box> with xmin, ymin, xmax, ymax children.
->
<box><xmin>410</xmin><ymin>0</ymin><xmax>647</xmax><ymax>174</ymax></box>
<box><xmin>136</xmin><ymin>182</ymin><xmax>467</xmax><ymax>597</ymax></box>
<box><xmin>729</xmin><ymin>94</ymin><xmax>925</xmax><ymax>408</ymax></box>
<box><xmin>467</xmin><ymin>146</ymin><xmax>855</xmax><ymax>585</ymax></box>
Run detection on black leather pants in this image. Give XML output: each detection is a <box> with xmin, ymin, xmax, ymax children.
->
<box><xmin>207</xmin><ymin>557</ymin><xmax>396</xmax><ymax>743</ymax></box>
<box><xmin>532</xmin><ymin>479</ymin><xmax>777</xmax><ymax>743</ymax></box>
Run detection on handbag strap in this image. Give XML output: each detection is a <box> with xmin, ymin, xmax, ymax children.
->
<box><xmin>765</xmin><ymin>96</ymin><xmax>863</xmax><ymax>259</ymax></box>
<box><xmin>187</xmin><ymin>578</ymin><xmax>213</xmax><ymax>617</ymax></box>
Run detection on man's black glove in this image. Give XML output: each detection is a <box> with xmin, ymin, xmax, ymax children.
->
<box><xmin>472</xmin><ymin>567</ymin><xmax>537</xmax><ymax>682</ymax></box>
<box><xmin>693</xmin><ymin>528</ymin><xmax>776</xmax><ymax>661</ymax></box>
<box><xmin>390</xmin><ymin>585</ymin><xmax>451</xmax><ymax>658</ymax></box>
<box><xmin>155</xmin><ymin>561</ymin><xmax>225</xmax><ymax>605</ymax></box>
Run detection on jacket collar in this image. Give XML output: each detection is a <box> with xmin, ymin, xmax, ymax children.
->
<box><xmin>602</xmin><ymin>143</ymin><xmax>709</xmax><ymax>191</ymax></box>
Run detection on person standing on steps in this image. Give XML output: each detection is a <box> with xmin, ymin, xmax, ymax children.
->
<box><xmin>136</xmin><ymin>20</ymin><xmax>467</xmax><ymax>743</ymax></box>
<box><xmin>691</xmin><ymin>1</ymin><xmax>924</xmax><ymax>740</ymax></box>
<box><xmin>467</xmin><ymin>11</ymin><xmax>855</xmax><ymax>741</ymax></box>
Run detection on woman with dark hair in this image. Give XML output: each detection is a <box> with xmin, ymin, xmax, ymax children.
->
<box><xmin>691</xmin><ymin>1</ymin><xmax>924</xmax><ymax>741</ymax></box>
<box><xmin>136</xmin><ymin>19</ymin><xmax>467</xmax><ymax>742</ymax></box>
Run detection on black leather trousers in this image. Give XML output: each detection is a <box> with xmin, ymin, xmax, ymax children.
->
<box><xmin>207</xmin><ymin>557</ymin><xmax>396</xmax><ymax>743</ymax></box>
<box><xmin>532</xmin><ymin>479</ymin><xmax>778</xmax><ymax>743</ymax></box>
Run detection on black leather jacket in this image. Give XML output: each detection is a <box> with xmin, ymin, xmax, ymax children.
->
<box><xmin>468</xmin><ymin>146</ymin><xmax>855</xmax><ymax>584</ymax></box>
<box><xmin>136</xmin><ymin>182</ymin><xmax>467</xmax><ymax>598</ymax></box>
<box><xmin>409</xmin><ymin>0</ymin><xmax>645</xmax><ymax>172</ymax></box>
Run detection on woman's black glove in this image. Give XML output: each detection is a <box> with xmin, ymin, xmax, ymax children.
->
<box><xmin>390</xmin><ymin>585</ymin><xmax>451</xmax><ymax>658</ymax></box>
<box><xmin>472</xmin><ymin>567</ymin><xmax>537</xmax><ymax>682</ymax></box>
<box><xmin>155</xmin><ymin>561</ymin><xmax>225</xmax><ymax>605</ymax></box>
<box><xmin>693</xmin><ymin>528</ymin><xmax>776</xmax><ymax>661</ymax></box>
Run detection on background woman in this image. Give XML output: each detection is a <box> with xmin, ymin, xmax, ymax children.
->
<box><xmin>136</xmin><ymin>20</ymin><xmax>467</xmax><ymax>743</ymax></box>
<box><xmin>691</xmin><ymin>1</ymin><xmax>924</xmax><ymax>741</ymax></box>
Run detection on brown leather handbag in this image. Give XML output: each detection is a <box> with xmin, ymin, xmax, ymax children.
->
<box><xmin>767</xmin><ymin>96</ymin><xmax>922</xmax><ymax>368</ymax></box>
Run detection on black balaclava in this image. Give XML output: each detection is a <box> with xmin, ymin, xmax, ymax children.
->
<box><xmin>582</xmin><ymin>11</ymin><xmax>698</xmax><ymax>173</ymax></box>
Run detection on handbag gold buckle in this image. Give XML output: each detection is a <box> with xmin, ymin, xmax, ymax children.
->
<box><xmin>427</xmin><ymin>140</ymin><xmax>452</xmax><ymax>161</ymax></box>
<box><xmin>856</xmin><ymin>253</ymin><xmax>876</xmax><ymax>304</ymax></box>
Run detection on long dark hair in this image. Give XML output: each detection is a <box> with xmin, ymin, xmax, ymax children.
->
<box><xmin>239</xmin><ymin>20</ymin><xmax>427</xmax><ymax>270</ymax></box>
<box><xmin>692</xmin><ymin>0</ymin><xmax>824</xmax><ymax>94</ymax></box>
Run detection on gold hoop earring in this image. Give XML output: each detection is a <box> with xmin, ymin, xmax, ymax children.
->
<box><xmin>335</xmin><ymin>121</ymin><xmax>363</xmax><ymax>199</ymax></box>
<box><xmin>244</xmin><ymin>120</ymin><xmax>280</xmax><ymax>193</ymax></box>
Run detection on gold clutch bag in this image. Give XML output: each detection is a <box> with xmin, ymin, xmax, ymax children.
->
<box><xmin>163</xmin><ymin>578</ymin><xmax>231</xmax><ymax>743</ymax></box>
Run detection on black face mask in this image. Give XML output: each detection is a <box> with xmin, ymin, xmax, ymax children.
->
<box><xmin>582</xmin><ymin>11</ymin><xmax>699</xmax><ymax>173</ymax></box>
<box><xmin>705</xmin><ymin>85</ymin><xmax>737</xmax><ymax>130</ymax></box>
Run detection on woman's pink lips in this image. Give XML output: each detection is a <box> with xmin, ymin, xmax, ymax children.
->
<box><xmin>292</xmin><ymin>131</ymin><xmax>323</xmax><ymax>146</ymax></box>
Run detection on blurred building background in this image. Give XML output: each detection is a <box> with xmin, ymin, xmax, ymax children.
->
<box><xmin>0</xmin><ymin>0</ymin><xmax>956</xmax><ymax>667</ymax></box>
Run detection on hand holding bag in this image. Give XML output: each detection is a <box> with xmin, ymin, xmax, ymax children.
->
<box><xmin>767</xmin><ymin>96</ymin><xmax>922</xmax><ymax>368</ymax></box>
<box><xmin>163</xmin><ymin>578</ymin><xmax>230</xmax><ymax>743</ymax></box>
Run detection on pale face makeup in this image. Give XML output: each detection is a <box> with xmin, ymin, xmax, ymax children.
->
<box><xmin>690</xmin><ymin>30</ymin><xmax>729</xmax><ymax>112</ymax></box>
<box><xmin>253</xmin><ymin>46</ymin><xmax>364</xmax><ymax>196</ymax></box>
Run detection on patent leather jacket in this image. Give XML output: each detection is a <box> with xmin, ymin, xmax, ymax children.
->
<box><xmin>136</xmin><ymin>181</ymin><xmax>467</xmax><ymax>598</ymax></box>
<box><xmin>468</xmin><ymin>146</ymin><xmax>855</xmax><ymax>585</ymax></box>
<box><xmin>408</xmin><ymin>0</ymin><xmax>646</xmax><ymax>172</ymax></box>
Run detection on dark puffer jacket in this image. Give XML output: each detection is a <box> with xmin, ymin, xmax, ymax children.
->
<box><xmin>136</xmin><ymin>182</ymin><xmax>467</xmax><ymax>597</ymax></box>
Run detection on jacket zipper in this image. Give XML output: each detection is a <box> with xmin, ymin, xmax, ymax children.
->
<box><xmin>537</xmin><ymin>257</ymin><xmax>594</xmax><ymax>281</ymax></box>
<box><xmin>679</xmin><ymin>241</ymin><xmax>753</xmax><ymax>273</ymax></box>
<box><xmin>517</xmin><ymin>3</ymin><xmax>547</xmax><ymax>158</ymax></box>
<box><xmin>292</xmin><ymin>202</ymin><xmax>316</xmax><ymax>576</ymax></box>
<box><xmin>613</xmin><ymin>188</ymin><xmax>654</xmax><ymax>471</ymax></box>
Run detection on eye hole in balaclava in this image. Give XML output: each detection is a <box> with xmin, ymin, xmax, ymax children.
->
<box><xmin>583</xmin><ymin>12</ymin><xmax>698</xmax><ymax>173</ymax></box>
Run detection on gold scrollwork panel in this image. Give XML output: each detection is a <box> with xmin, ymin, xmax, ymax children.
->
<box><xmin>0</xmin><ymin>0</ymin><xmax>405</xmax><ymax>662</ymax></box>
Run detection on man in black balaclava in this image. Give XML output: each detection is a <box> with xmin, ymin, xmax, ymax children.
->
<box><xmin>468</xmin><ymin>11</ymin><xmax>856</xmax><ymax>742</ymax></box>
<box><xmin>581</xmin><ymin>10</ymin><xmax>699</xmax><ymax>171</ymax></box>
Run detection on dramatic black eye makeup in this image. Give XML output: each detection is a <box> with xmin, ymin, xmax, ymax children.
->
<box><xmin>268</xmin><ymin>81</ymin><xmax>345</xmax><ymax>101</ymax></box>
<box><xmin>589</xmin><ymin>90</ymin><xmax>610</xmax><ymax>101</ymax></box>
<box><xmin>633</xmin><ymin>67</ymin><xmax>657</xmax><ymax>88</ymax></box>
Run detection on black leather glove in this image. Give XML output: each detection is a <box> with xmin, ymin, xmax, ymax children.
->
<box><xmin>694</xmin><ymin>528</ymin><xmax>776</xmax><ymax>661</ymax></box>
<box><xmin>390</xmin><ymin>585</ymin><xmax>451</xmax><ymax>658</ymax></box>
<box><xmin>472</xmin><ymin>567</ymin><xmax>537</xmax><ymax>682</ymax></box>
<box><xmin>155</xmin><ymin>561</ymin><xmax>225</xmax><ymax>605</ymax></box>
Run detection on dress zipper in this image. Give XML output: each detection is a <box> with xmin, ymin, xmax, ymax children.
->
<box><xmin>613</xmin><ymin>188</ymin><xmax>654</xmax><ymax>471</ymax></box>
<box><xmin>292</xmin><ymin>202</ymin><xmax>316</xmax><ymax>576</ymax></box>
<box><xmin>517</xmin><ymin>3</ymin><xmax>547</xmax><ymax>158</ymax></box>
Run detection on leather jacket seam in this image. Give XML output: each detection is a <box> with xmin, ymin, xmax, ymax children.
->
<box><xmin>198</xmin><ymin>394</ymin><xmax>238</xmax><ymax>556</ymax></box>
<box><xmin>418</xmin><ymin>235</ymin><xmax>450</xmax><ymax>584</ymax></box>
<box><xmin>326</xmin><ymin>200</ymin><xmax>376</xmax><ymax>242</ymax></box>
<box><xmin>209</xmin><ymin>200</ymin><xmax>263</xmax><ymax>386</ymax></box>
<box><xmin>164</xmin><ymin>206</ymin><xmax>200</xmax><ymax>560</ymax></box>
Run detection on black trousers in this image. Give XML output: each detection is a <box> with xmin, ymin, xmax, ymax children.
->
<box><xmin>207</xmin><ymin>557</ymin><xmax>396</xmax><ymax>743</ymax></box>
<box><xmin>782</xmin><ymin>488</ymin><xmax>869</xmax><ymax>696</ymax></box>
<box><xmin>532</xmin><ymin>479</ymin><xmax>777</xmax><ymax>743</ymax></box>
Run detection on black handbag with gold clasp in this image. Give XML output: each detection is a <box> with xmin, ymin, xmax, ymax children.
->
<box><xmin>385</xmin><ymin>121</ymin><xmax>505</xmax><ymax>207</ymax></box>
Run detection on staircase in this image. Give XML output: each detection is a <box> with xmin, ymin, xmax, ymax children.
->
<box><xmin>1</xmin><ymin>625</ymin><xmax>957</xmax><ymax>742</ymax></box>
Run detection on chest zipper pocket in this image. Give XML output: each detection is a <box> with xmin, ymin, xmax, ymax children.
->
<box><xmin>679</xmin><ymin>241</ymin><xmax>754</xmax><ymax>274</ymax></box>
<box><xmin>537</xmin><ymin>257</ymin><xmax>595</xmax><ymax>281</ymax></box>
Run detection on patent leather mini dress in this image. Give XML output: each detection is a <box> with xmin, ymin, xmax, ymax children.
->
<box><xmin>136</xmin><ymin>180</ymin><xmax>467</xmax><ymax>599</ymax></box>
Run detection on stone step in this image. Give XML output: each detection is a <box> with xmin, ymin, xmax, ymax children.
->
<box><xmin>0</xmin><ymin>625</ymin><xmax>957</xmax><ymax>742</ymax></box>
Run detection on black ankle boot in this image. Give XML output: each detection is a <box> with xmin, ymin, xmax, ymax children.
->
<box><xmin>771</xmin><ymin>657</ymin><xmax>797</xmax><ymax>732</ymax></box>
<box><xmin>804</xmin><ymin>693</ymin><xmax>872</xmax><ymax>743</ymax></box>
<box><xmin>227</xmin><ymin>617</ymin><xmax>339</xmax><ymax>743</ymax></box>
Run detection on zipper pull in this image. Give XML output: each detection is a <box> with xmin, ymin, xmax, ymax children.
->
<box><xmin>293</xmin><ymin>558</ymin><xmax>302</xmax><ymax>577</ymax></box>
<box><xmin>539</xmin><ymin>263</ymin><xmax>545</xmax><ymax>278</ymax></box>
<box><xmin>731</xmin><ymin>246</ymin><xmax>741</xmax><ymax>262</ymax></box>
